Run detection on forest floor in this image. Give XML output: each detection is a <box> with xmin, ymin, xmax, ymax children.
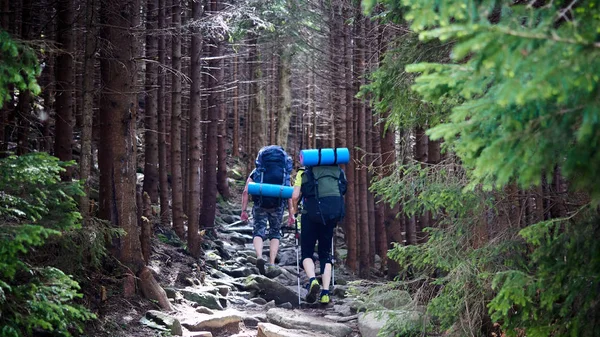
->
<box><xmin>82</xmin><ymin>171</ymin><xmax>381</xmax><ymax>337</ymax></box>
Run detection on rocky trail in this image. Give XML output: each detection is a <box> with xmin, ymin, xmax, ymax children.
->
<box><xmin>88</xmin><ymin>196</ymin><xmax>397</xmax><ymax>337</ymax></box>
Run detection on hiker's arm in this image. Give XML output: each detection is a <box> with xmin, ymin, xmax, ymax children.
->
<box><xmin>291</xmin><ymin>186</ymin><xmax>301</xmax><ymax>214</ymax></box>
<box><xmin>287</xmin><ymin>198</ymin><xmax>295</xmax><ymax>226</ymax></box>
<box><xmin>241</xmin><ymin>177</ymin><xmax>252</xmax><ymax>221</ymax></box>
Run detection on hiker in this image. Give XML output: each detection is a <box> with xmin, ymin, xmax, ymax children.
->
<box><xmin>292</xmin><ymin>151</ymin><xmax>347</xmax><ymax>304</ymax></box>
<box><xmin>241</xmin><ymin>145</ymin><xmax>295</xmax><ymax>275</ymax></box>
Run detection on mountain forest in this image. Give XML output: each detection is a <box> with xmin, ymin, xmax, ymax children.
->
<box><xmin>1</xmin><ymin>0</ymin><xmax>599</xmax><ymax>336</ymax></box>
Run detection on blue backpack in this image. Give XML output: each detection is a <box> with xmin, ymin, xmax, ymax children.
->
<box><xmin>251</xmin><ymin>145</ymin><xmax>293</xmax><ymax>209</ymax></box>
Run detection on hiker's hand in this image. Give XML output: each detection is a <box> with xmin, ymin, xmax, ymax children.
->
<box><xmin>288</xmin><ymin>213</ymin><xmax>295</xmax><ymax>226</ymax></box>
<box><xmin>241</xmin><ymin>210</ymin><xmax>249</xmax><ymax>222</ymax></box>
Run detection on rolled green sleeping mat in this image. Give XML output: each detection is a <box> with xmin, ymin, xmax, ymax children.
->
<box><xmin>248</xmin><ymin>182</ymin><xmax>294</xmax><ymax>198</ymax></box>
<box><xmin>300</xmin><ymin>148</ymin><xmax>350</xmax><ymax>166</ymax></box>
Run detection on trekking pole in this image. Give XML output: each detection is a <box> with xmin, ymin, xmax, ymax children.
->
<box><xmin>331</xmin><ymin>235</ymin><xmax>335</xmax><ymax>288</ymax></box>
<box><xmin>295</xmin><ymin>215</ymin><xmax>301</xmax><ymax>307</ymax></box>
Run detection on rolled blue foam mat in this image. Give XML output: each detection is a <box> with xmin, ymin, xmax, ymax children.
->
<box><xmin>300</xmin><ymin>148</ymin><xmax>350</xmax><ymax>166</ymax></box>
<box><xmin>248</xmin><ymin>182</ymin><xmax>294</xmax><ymax>198</ymax></box>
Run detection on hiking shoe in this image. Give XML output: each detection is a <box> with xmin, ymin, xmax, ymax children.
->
<box><xmin>256</xmin><ymin>258</ymin><xmax>266</xmax><ymax>275</ymax></box>
<box><xmin>319</xmin><ymin>293</ymin><xmax>330</xmax><ymax>305</ymax></box>
<box><xmin>305</xmin><ymin>279</ymin><xmax>320</xmax><ymax>303</ymax></box>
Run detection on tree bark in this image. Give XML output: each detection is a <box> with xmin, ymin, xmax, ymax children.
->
<box><xmin>343</xmin><ymin>6</ymin><xmax>357</xmax><ymax>272</ymax></box>
<box><xmin>80</xmin><ymin>0</ymin><xmax>96</xmax><ymax>218</ymax></box>
<box><xmin>54</xmin><ymin>0</ymin><xmax>74</xmax><ymax>179</ymax></box>
<box><xmin>216</xmin><ymin>24</ymin><xmax>230</xmax><ymax>200</ymax></box>
<box><xmin>415</xmin><ymin>126</ymin><xmax>429</xmax><ymax>243</ymax></box>
<box><xmin>170</xmin><ymin>0</ymin><xmax>185</xmax><ymax>240</ymax></box>
<box><xmin>275</xmin><ymin>45</ymin><xmax>292</xmax><ymax>150</ymax></box>
<box><xmin>157</xmin><ymin>0</ymin><xmax>170</xmax><ymax>226</ymax></box>
<box><xmin>200</xmin><ymin>0</ymin><xmax>222</xmax><ymax>232</ymax></box>
<box><xmin>187</xmin><ymin>0</ymin><xmax>203</xmax><ymax>258</ymax></box>
<box><xmin>142</xmin><ymin>0</ymin><xmax>159</xmax><ymax>203</ymax></box>
<box><xmin>99</xmin><ymin>0</ymin><xmax>144</xmax><ymax>271</ymax></box>
<box><xmin>232</xmin><ymin>55</ymin><xmax>240</xmax><ymax>157</ymax></box>
<box><xmin>354</xmin><ymin>3</ymin><xmax>370</xmax><ymax>278</ymax></box>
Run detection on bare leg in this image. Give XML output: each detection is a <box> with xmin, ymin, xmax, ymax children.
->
<box><xmin>303</xmin><ymin>258</ymin><xmax>316</xmax><ymax>278</ymax></box>
<box><xmin>321</xmin><ymin>263</ymin><xmax>332</xmax><ymax>290</ymax></box>
<box><xmin>269</xmin><ymin>238</ymin><xmax>280</xmax><ymax>264</ymax></box>
<box><xmin>253</xmin><ymin>236</ymin><xmax>263</xmax><ymax>259</ymax></box>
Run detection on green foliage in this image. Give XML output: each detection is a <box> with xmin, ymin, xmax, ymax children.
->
<box><xmin>366</xmin><ymin>0</ymin><xmax>600</xmax><ymax>336</ymax></box>
<box><xmin>488</xmin><ymin>214</ymin><xmax>600</xmax><ymax>337</ymax></box>
<box><xmin>0</xmin><ymin>153</ymin><xmax>95</xmax><ymax>336</ymax></box>
<box><xmin>401</xmin><ymin>1</ymin><xmax>600</xmax><ymax>201</ymax></box>
<box><xmin>361</xmin><ymin>33</ymin><xmax>453</xmax><ymax>130</ymax></box>
<box><xmin>0</xmin><ymin>30</ymin><xmax>41</xmax><ymax>109</ymax></box>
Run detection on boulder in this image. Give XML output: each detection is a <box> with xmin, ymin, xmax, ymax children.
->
<box><xmin>333</xmin><ymin>304</ymin><xmax>353</xmax><ymax>316</ymax></box>
<box><xmin>141</xmin><ymin>310</ymin><xmax>183</xmax><ymax>336</ymax></box>
<box><xmin>372</xmin><ymin>290</ymin><xmax>412</xmax><ymax>309</ymax></box>
<box><xmin>257</xmin><ymin>323</ymin><xmax>336</xmax><ymax>337</ymax></box>
<box><xmin>181</xmin><ymin>289</ymin><xmax>224</xmax><ymax>310</ymax></box>
<box><xmin>357</xmin><ymin>310</ymin><xmax>423</xmax><ymax>337</ymax></box>
<box><xmin>222</xmin><ymin>266</ymin><xmax>255</xmax><ymax>278</ymax></box>
<box><xmin>196</xmin><ymin>307</ymin><xmax>215</xmax><ymax>315</ymax></box>
<box><xmin>181</xmin><ymin>310</ymin><xmax>242</xmax><ymax>334</ymax></box>
<box><xmin>243</xmin><ymin>275</ymin><xmax>300</xmax><ymax>307</ymax></box>
<box><xmin>267</xmin><ymin>308</ymin><xmax>352</xmax><ymax>337</ymax></box>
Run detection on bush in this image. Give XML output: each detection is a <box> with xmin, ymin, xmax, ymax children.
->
<box><xmin>0</xmin><ymin>153</ymin><xmax>96</xmax><ymax>337</ymax></box>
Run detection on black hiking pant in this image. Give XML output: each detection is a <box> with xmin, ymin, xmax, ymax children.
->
<box><xmin>300</xmin><ymin>213</ymin><xmax>335</xmax><ymax>273</ymax></box>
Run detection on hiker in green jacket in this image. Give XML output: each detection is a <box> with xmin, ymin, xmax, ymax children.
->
<box><xmin>292</xmin><ymin>160</ymin><xmax>346</xmax><ymax>304</ymax></box>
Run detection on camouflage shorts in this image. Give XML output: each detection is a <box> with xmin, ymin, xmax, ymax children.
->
<box><xmin>252</xmin><ymin>205</ymin><xmax>284</xmax><ymax>240</ymax></box>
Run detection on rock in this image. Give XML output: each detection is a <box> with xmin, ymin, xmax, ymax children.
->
<box><xmin>357</xmin><ymin>310</ymin><xmax>423</xmax><ymax>337</ymax></box>
<box><xmin>182</xmin><ymin>310</ymin><xmax>242</xmax><ymax>334</ymax></box>
<box><xmin>323</xmin><ymin>315</ymin><xmax>358</xmax><ymax>323</ymax></box>
<box><xmin>251</xmin><ymin>297</ymin><xmax>268</xmax><ymax>305</ymax></box>
<box><xmin>264</xmin><ymin>264</ymin><xmax>284</xmax><ymax>278</ymax></box>
<box><xmin>196</xmin><ymin>307</ymin><xmax>215</xmax><ymax>315</ymax></box>
<box><xmin>333</xmin><ymin>304</ymin><xmax>353</xmax><ymax>316</ymax></box>
<box><xmin>216</xmin><ymin>285</ymin><xmax>230</xmax><ymax>297</ymax></box>
<box><xmin>222</xmin><ymin>214</ymin><xmax>239</xmax><ymax>224</ymax></box>
<box><xmin>267</xmin><ymin>308</ymin><xmax>352</xmax><ymax>337</ymax></box>
<box><xmin>332</xmin><ymin>285</ymin><xmax>347</xmax><ymax>298</ymax></box>
<box><xmin>185</xmin><ymin>332</ymin><xmax>213</xmax><ymax>337</ymax></box>
<box><xmin>143</xmin><ymin>310</ymin><xmax>183</xmax><ymax>336</ymax></box>
<box><xmin>277</xmin><ymin>302</ymin><xmax>293</xmax><ymax>309</ymax></box>
<box><xmin>243</xmin><ymin>275</ymin><xmax>300</xmax><ymax>307</ymax></box>
<box><xmin>227</xmin><ymin>226</ymin><xmax>254</xmax><ymax>236</ymax></box>
<box><xmin>181</xmin><ymin>289</ymin><xmax>224</xmax><ymax>310</ymax></box>
<box><xmin>222</xmin><ymin>266</ymin><xmax>255</xmax><ymax>278</ymax></box>
<box><xmin>277</xmin><ymin>250</ymin><xmax>297</xmax><ymax>267</ymax></box>
<box><xmin>372</xmin><ymin>290</ymin><xmax>411</xmax><ymax>309</ymax></box>
<box><xmin>357</xmin><ymin>312</ymin><xmax>389</xmax><ymax>337</ymax></box>
<box><xmin>257</xmin><ymin>322</ymin><xmax>336</xmax><ymax>337</ymax></box>
<box><xmin>273</xmin><ymin>269</ymin><xmax>298</xmax><ymax>286</ymax></box>
<box><xmin>243</xmin><ymin>315</ymin><xmax>260</xmax><ymax>327</ymax></box>
<box><xmin>264</xmin><ymin>300</ymin><xmax>276</xmax><ymax>310</ymax></box>
<box><xmin>164</xmin><ymin>288</ymin><xmax>183</xmax><ymax>301</ymax></box>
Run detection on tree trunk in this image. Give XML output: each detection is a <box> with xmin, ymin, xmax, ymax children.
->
<box><xmin>141</xmin><ymin>192</ymin><xmax>152</xmax><ymax>264</ymax></box>
<box><xmin>343</xmin><ymin>6</ymin><xmax>357</xmax><ymax>272</ymax></box>
<box><xmin>248</xmin><ymin>33</ymin><xmax>266</xmax><ymax>156</ymax></box>
<box><xmin>170</xmin><ymin>0</ymin><xmax>185</xmax><ymax>240</ymax></box>
<box><xmin>232</xmin><ymin>56</ymin><xmax>240</xmax><ymax>157</ymax></box>
<box><xmin>216</xmin><ymin>24</ymin><xmax>230</xmax><ymax>200</ymax></box>
<box><xmin>354</xmin><ymin>3</ymin><xmax>370</xmax><ymax>278</ymax></box>
<box><xmin>415</xmin><ymin>126</ymin><xmax>428</xmax><ymax>243</ymax></box>
<box><xmin>142</xmin><ymin>0</ymin><xmax>159</xmax><ymax>203</ymax></box>
<box><xmin>275</xmin><ymin>45</ymin><xmax>292</xmax><ymax>150</ymax></box>
<box><xmin>54</xmin><ymin>0</ymin><xmax>74</xmax><ymax>179</ymax></box>
<box><xmin>99</xmin><ymin>0</ymin><xmax>143</xmax><ymax>272</ymax></box>
<box><xmin>200</xmin><ymin>0</ymin><xmax>222</xmax><ymax>232</ymax></box>
<box><xmin>187</xmin><ymin>0</ymin><xmax>202</xmax><ymax>258</ymax></box>
<box><xmin>80</xmin><ymin>0</ymin><xmax>96</xmax><ymax>218</ymax></box>
<box><xmin>157</xmin><ymin>0</ymin><xmax>170</xmax><ymax>226</ymax></box>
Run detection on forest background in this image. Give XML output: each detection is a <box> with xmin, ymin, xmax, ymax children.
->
<box><xmin>1</xmin><ymin>0</ymin><xmax>599</xmax><ymax>336</ymax></box>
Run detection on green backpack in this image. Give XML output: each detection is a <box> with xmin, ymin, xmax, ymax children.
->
<box><xmin>300</xmin><ymin>165</ymin><xmax>347</xmax><ymax>224</ymax></box>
